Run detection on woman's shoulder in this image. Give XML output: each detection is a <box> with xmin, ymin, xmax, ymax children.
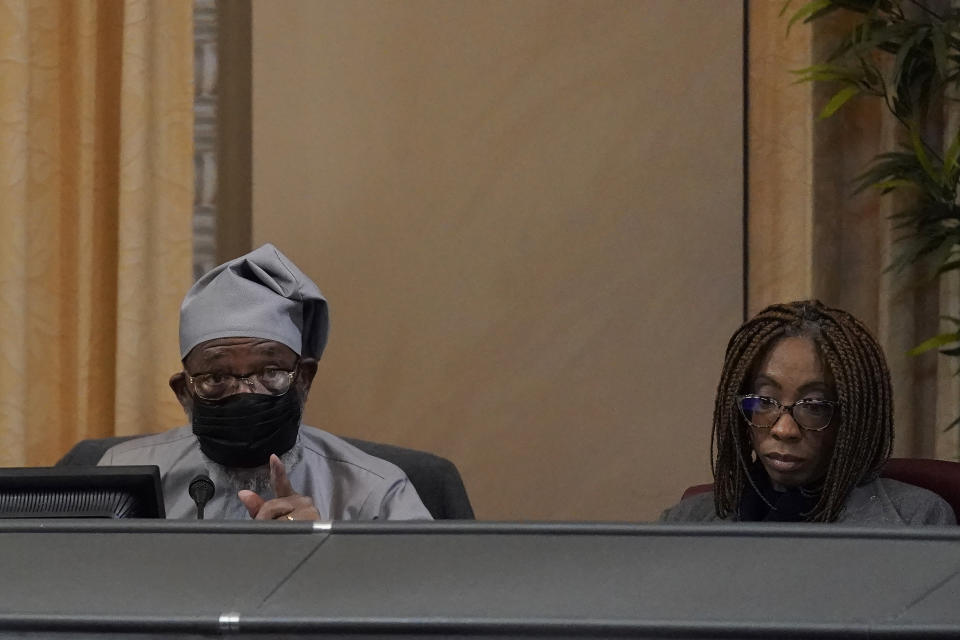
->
<box><xmin>658</xmin><ymin>491</ymin><xmax>725</xmax><ymax>523</ymax></box>
<box><xmin>840</xmin><ymin>477</ymin><xmax>956</xmax><ymax>526</ymax></box>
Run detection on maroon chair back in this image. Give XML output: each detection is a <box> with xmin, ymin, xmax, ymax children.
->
<box><xmin>681</xmin><ymin>482</ymin><xmax>713</xmax><ymax>501</ymax></box>
<box><xmin>881</xmin><ymin>458</ymin><xmax>960</xmax><ymax>519</ymax></box>
<box><xmin>681</xmin><ymin>458</ymin><xmax>960</xmax><ymax>519</ymax></box>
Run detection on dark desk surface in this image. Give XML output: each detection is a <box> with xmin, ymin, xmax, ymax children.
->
<box><xmin>1</xmin><ymin>520</ymin><xmax>958</xmax><ymax>638</ymax></box>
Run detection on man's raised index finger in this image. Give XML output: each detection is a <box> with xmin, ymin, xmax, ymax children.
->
<box><xmin>269</xmin><ymin>453</ymin><xmax>296</xmax><ymax>498</ymax></box>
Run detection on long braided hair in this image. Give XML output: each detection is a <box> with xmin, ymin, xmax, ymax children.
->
<box><xmin>711</xmin><ymin>300</ymin><xmax>894</xmax><ymax>522</ymax></box>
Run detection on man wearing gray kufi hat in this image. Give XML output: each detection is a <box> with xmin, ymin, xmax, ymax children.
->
<box><xmin>98</xmin><ymin>244</ymin><xmax>431</xmax><ymax>521</ymax></box>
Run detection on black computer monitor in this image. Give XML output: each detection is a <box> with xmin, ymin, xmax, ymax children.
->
<box><xmin>0</xmin><ymin>466</ymin><xmax>165</xmax><ymax>518</ymax></box>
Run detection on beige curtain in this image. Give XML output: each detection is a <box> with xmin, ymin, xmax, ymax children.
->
<box><xmin>749</xmin><ymin>3</ymin><xmax>960</xmax><ymax>460</ymax></box>
<box><xmin>0</xmin><ymin>0</ymin><xmax>193</xmax><ymax>466</ymax></box>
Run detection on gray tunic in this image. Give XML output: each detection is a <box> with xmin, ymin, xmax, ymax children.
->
<box><xmin>98</xmin><ymin>425</ymin><xmax>432</xmax><ymax>521</ymax></box>
<box><xmin>659</xmin><ymin>478</ymin><xmax>956</xmax><ymax>525</ymax></box>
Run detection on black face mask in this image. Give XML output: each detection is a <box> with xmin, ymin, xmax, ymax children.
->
<box><xmin>191</xmin><ymin>391</ymin><xmax>302</xmax><ymax>468</ymax></box>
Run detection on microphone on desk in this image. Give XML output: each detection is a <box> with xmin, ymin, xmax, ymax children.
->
<box><xmin>188</xmin><ymin>475</ymin><xmax>215</xmax><ymax>520</ymax></box>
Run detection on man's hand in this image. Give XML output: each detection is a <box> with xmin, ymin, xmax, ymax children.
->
<box><xmin>237</xmin><ymin>454</ymin><xmax>323</xmax><ymax>521</ymax></box>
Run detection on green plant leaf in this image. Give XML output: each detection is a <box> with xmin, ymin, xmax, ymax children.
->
<box><xmin>909</xmin><ymin>332</ymin><xmax>960</xmax><ymax>356</ymax></box>
<box><xmin>927</xmin><ymin>237</ymin><xmax>958</xmax><ymax>279</ymax></box>
<box><xmin>829</xmin><ymin>0</ymin><xmax>877</xmax><ymax>14</ymax></box>
<box><xmin>943</xmin><ymin>415</ymin><xmax>960</xmax><ymax>432</ymax></box>
<box><xmin>857</xmin><ymin>56</ymin><xmax>884</xmax><ymax>90</ymax></box>
<box><xmin>888</xmin><ymin>232</ymin><xmax>954</xmax><ymax>274</ymax></box>
<box><xmin>932</xmin><ymin>25</ymin><xmax>948</xmax><ymax>80</ymax></box>
<box><xmin>909</xmin><ymin>124</ymin><xmax>941</xmax><ymax>185</ymax></box>
<box><xmin>853</xmin><ymin>151</ymin><xmax>935</xmax><ymax>194</ymax></box>
<box><xmin>873</xmin><ymin>178</ymin><xmax>921</xmax><ymax>193</ymax></box>
<box><xmin>786</xmin><ymin>0</ymin><xmax>833</xmax><ymax>34</ymax></box>
<box><xmin>790</xmin><ymin>63</ymin><xmax>863</xmax><ymax>84</ymax></box>
<box><xmin>937</xmin><ymin>259</ymin><xmax>960</xmax><ymax>275</ymax></box>
<box><xmin>819</xmin><ymin>86</ymin><xmax>861</xmax><ymax>118</ymax></box>
<box><xmin>943</xmin><ymin>129</ymin><xmax>960</xmax><ymax>183</ymax></box>
<box><xmin>892</xmin><ymin>26</ymin><xmax>931</xmax><ymax>96</ymax></box>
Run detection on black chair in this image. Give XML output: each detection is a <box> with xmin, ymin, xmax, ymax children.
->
<box><xmin>57</xmin><ymin>435</ymin><xmax>474</xmax><ymax>520</ymax></box>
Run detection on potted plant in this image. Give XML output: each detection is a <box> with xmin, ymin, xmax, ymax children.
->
<box><xmin>787</xmin><ymin>0</ymin><xmax>960</xmax><ymax>428</ymax></box>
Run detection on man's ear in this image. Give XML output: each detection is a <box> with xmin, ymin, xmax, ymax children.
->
<box><xmin>296</xmin><ymin>358</ymin><xmax>319</xmax><ymax>395</ymax></box>
<box><xmin>169</xmin><ymin>371</ymin><xmax>191</xmax><ymax>409</ymax></box>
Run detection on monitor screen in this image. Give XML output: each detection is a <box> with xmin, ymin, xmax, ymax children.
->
<box><xmin>0</xmin><ymin>466</ymin><xmax>165</xmax><ymax>519</ymax></box>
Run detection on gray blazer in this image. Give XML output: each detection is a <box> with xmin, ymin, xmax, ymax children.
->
<box><xmin>99</xmin><ymin>425</ymin><xmax>432</xmax><ymax>521</ymax></box>
<box><xmin>660</xmin><ymin>478</ymin><xmax>956</xmax><ymax>526</ymax></box>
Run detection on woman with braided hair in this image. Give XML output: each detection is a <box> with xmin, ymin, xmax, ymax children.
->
<box><xmin>661</xmin><ymin>300</ymin><xmax>954</xmax><ymax>524</ymax></box>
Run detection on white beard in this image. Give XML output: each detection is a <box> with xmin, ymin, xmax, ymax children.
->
<box><xmin>202</xmin><ymin>439</ymin><xmax>305</xmax><ymax>497</ymax></box>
